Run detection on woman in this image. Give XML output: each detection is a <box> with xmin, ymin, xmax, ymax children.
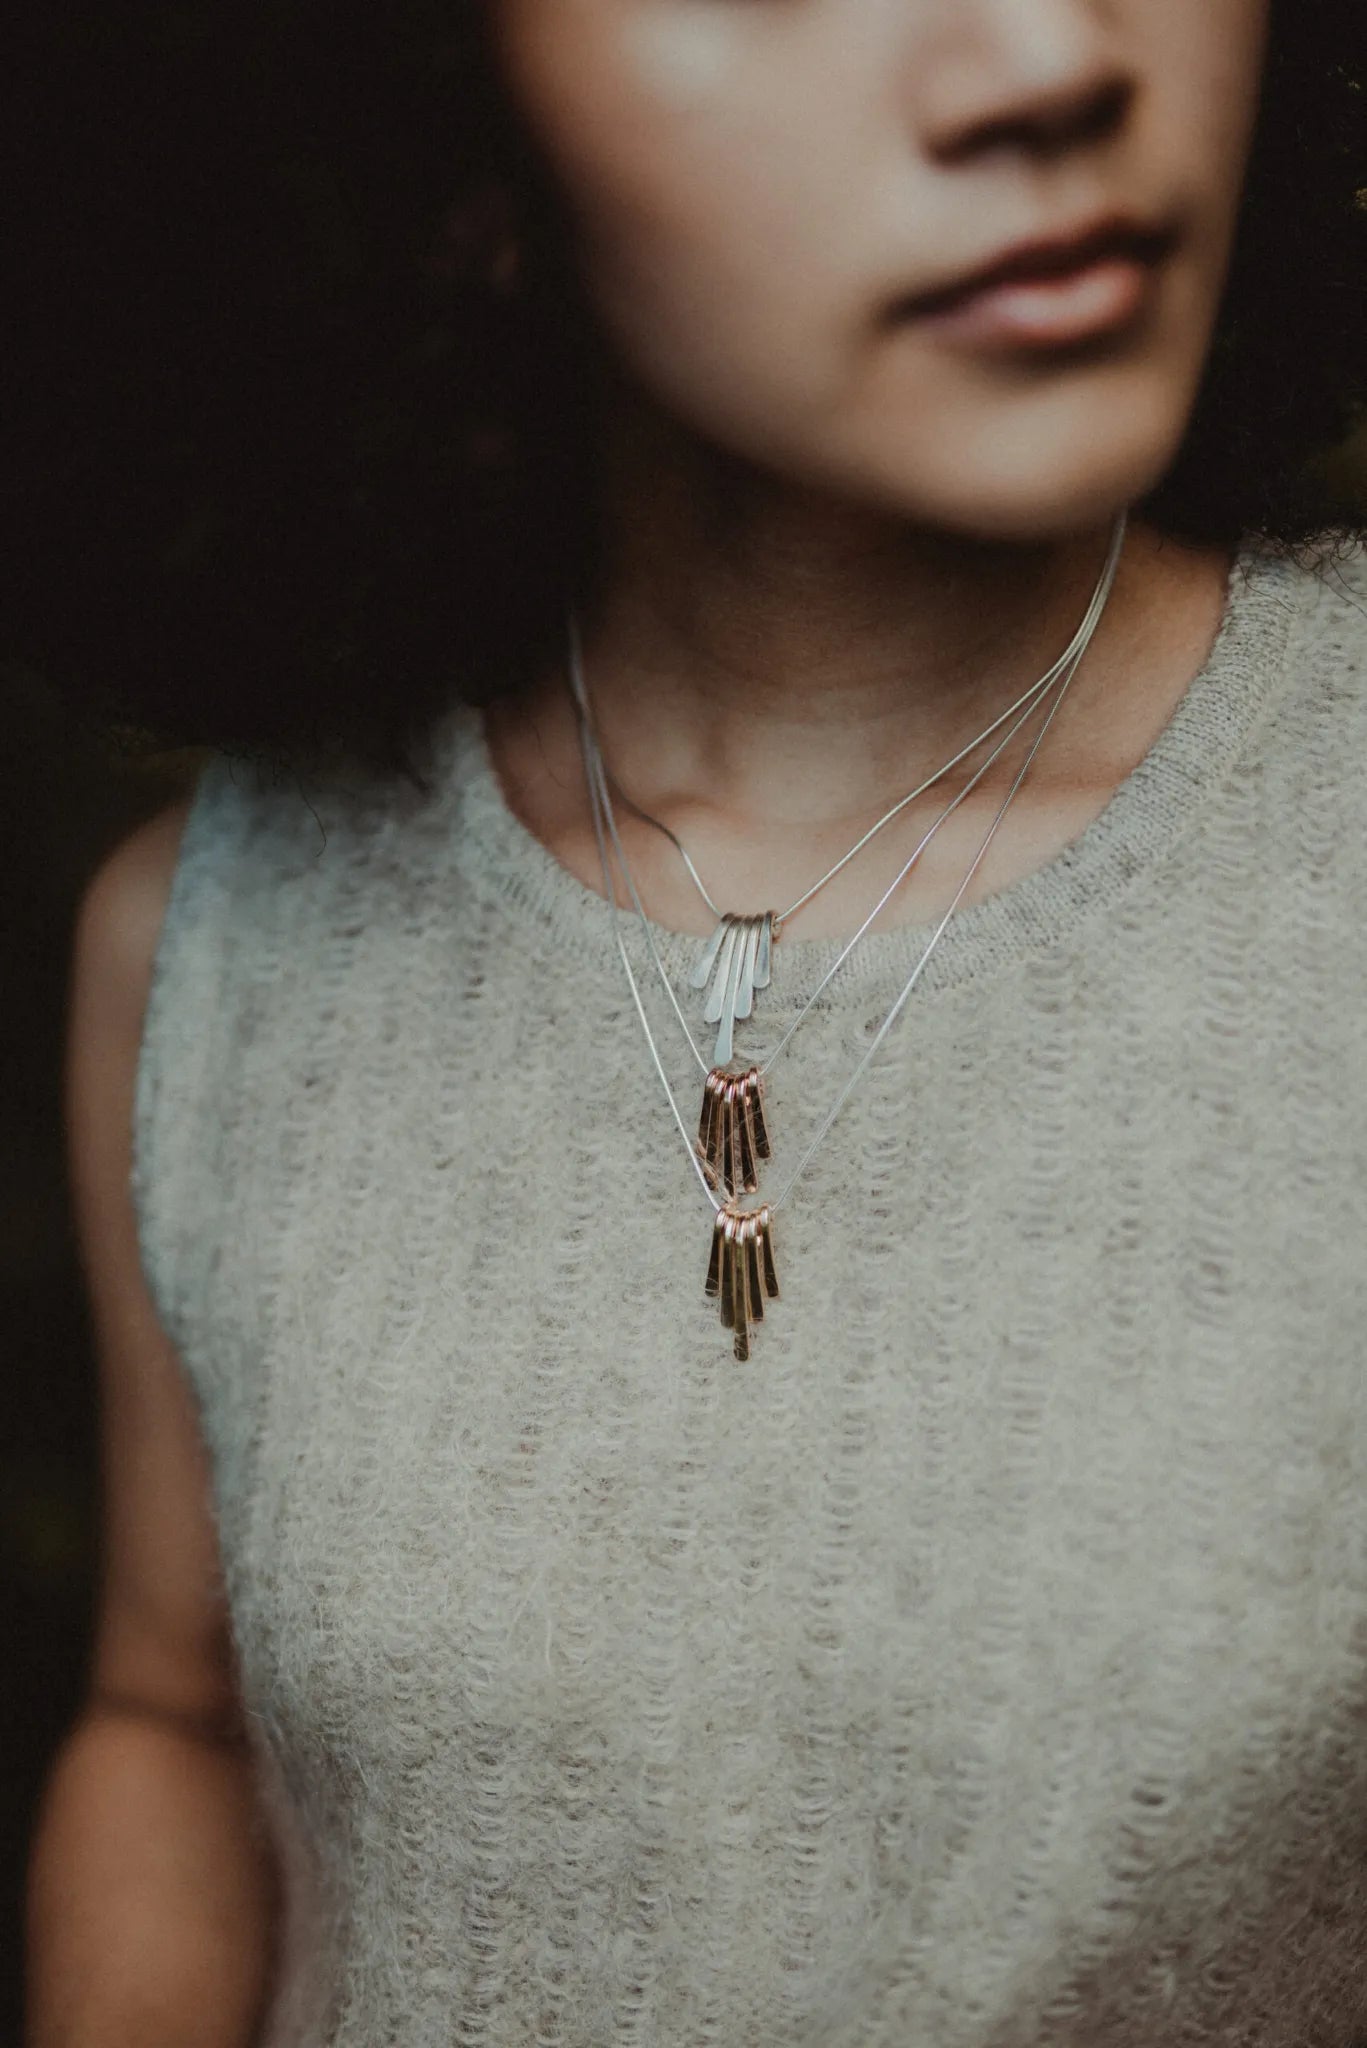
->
<box><xmin>24</xmin><ymin>1</ymin><xmax>1367</xmax><ymax>2043</ymax></box>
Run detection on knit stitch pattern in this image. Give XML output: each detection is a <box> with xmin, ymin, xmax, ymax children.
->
<box><xmin>131</xmin><ymin>534</ymin><xmax>1367</xmax><ymax>2046</ymax></box>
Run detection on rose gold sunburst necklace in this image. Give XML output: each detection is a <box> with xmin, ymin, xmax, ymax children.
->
<box><xmin>569</xmin><ymin>510</ymin><xmax>1128</xmax><ymax>1358</ymax></box>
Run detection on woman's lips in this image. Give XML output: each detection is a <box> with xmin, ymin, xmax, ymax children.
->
<box><xmin>902</xmin><ymin>247</ymin><xmax>1162</xmax><ymax>350</ymax></box>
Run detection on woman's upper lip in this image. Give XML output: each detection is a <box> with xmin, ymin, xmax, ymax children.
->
<box><xmin>896</xmin><ymin>210</ymin><xmax>1178</xmax><ymax>317</ymax></box>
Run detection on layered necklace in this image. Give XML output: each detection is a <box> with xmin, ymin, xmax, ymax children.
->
<box><xmin>569</xmin><ymin>510</ymin><xmax>1128</xmax><ymax>1358</ymax></box>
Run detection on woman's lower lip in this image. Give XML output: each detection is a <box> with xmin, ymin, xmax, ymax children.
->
<box><xmin>910</xmin><ymin>252</ymin><xmax>1157</xmax><ymax>349</ymax></box>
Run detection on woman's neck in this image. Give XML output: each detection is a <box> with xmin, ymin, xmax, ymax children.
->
<box><xmin>485</xmin><ymin>395</ymin><xmax>1236</xmax><ymax>940</ymax></box>
<box><xmin>584</xmin><ymin>395</ymin><xmax>1141</xmax><ymax>821</ymax></box>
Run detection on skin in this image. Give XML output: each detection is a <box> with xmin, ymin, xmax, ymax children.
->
<box><xmin>484</xmin><ymin>0</ymin><xmax>1272</xmax><ymax>941</ymax></box>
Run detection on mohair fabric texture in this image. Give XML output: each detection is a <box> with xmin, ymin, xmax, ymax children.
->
<box><xmin>132</xmin><ymin>533</ymin><xmax>1367</xmax><ymax>2047</ymax></box>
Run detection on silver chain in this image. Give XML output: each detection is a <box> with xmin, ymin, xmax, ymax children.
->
<box><xmin>583</xmin><ymin>526</ymin><xmax>1123</xmax><ymax>935</ymax></box>
<box><xmin>569</xmin><ymin>508</ymin><xmax>1126</xmax><ymax>1085</ymax></box>
<box><xmin>572</xmin><ymin>508</ymin><xmax>1127</xmax><ymax>1218</ymax></box>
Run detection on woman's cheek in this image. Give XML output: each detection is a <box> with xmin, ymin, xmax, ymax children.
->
<box><xmin>617</xmin><ymin>10</ymin><xmax>743</xmax><ymax>109</ymax></box>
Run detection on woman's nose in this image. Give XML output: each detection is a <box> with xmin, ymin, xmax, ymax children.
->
<box><xmin>899</xmin><ymin>0</ymin><xmax>1135</xmax><ymax>167</ymax></box>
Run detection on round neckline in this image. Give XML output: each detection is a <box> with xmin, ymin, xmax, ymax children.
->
<box><xmin>428</xmin><ymin>533</ymin><xmax>1304</xmax><ymax>1011</ymax></box>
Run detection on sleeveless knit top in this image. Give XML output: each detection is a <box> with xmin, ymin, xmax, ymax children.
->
<box><xmin>132</xmin><ymin>534</ymin><xmax>1367</xmax><ymax>2048</ymax></box>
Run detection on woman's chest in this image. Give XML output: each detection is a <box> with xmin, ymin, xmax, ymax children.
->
<box><xmin>221</xmin><ymin>954</ymin><xmax>1367</xmax><ymax>1777</ymax></box>
<box><xmin>187</xmin><ymin>916</ymin><xmax>1367</xmax><ymax>2039</ymax></box>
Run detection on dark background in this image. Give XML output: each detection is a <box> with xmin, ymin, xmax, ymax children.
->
<box><xmin>4</xmin><ymin>6</ymin><xmax>1367</xmax><ymax>2042</ymax></box>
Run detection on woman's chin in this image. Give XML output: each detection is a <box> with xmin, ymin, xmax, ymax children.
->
<box><xmin>818</xmin><ymin>411</ymin><xmax>1192</xmax><ymax>542</ymax></box>
<box><xmin>773</xmin><ymin>339</ymin><xmax>1200</xmax><ymax>536</ymax></box>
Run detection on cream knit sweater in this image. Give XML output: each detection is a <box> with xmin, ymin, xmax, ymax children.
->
<box><xmin>132</xmin><ymin>532</ymin><xmax>1367</xmax><ymax>2046</ymax></box>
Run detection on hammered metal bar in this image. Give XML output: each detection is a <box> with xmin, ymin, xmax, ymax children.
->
<box><xmin>734</xmin><ymin>917</ymin><xmax>761</xmax><ymax>1023</ymax></box>
<box><xmin>705</xmin><ymin>1211</ymin><xmax>725</xmax><ymax>1298</ymax></box>
<box><xmin>760</xmin><ymin>1205</ymin><xmax>780</xmax><ymax>1299</ymax></box>
<box><xmin>750</xmin><ymin>1071</ymin><xmax>772</xmax><ymax>1160</ymax></box>
<box><xmin>702</xmin><ymin>921</ymin><xmax>741</xmax><ymax>1025</ymax></box>
<box><xmin>736</xmin><ymin>1081</ymin><xmax>757</xmax><ymax>1193</ymax></box>
<box><xmin>719</xmin><ymin>1079</ymin><xmax>736</xmax><ymax>1186</ymax></box>
<box><xmin>745</xmin><ymin>1215</ymin><xmax>764</xmax><ymax>1323</ymax></box>
<box><xmin>754</xmin><ymin>912</ymin><xmax>773</xmax><ymax>989</ymax></box>
<box><xmin>724</xmin><ymin>1081</ymin><xmax>741</xmax><ymax>1197</ymax></box>
<box><xmin>691</xmin><ymin>914</ymin><xmax>735</xmax><ymax>992</ymax></box>
<box><xmin>719</xmin><ymin>1213</ymin><xmax>737</xmax><ymax>1329</ymax></box>
<box><xmin>698</xmin><ymin>1070</ymin><xmax>721</xmax><ymax>1169</ymax></box>
<box><xmin>733</xmin><ymin>1217</ymin><xmax>752</xmax><ymax>1361</ymax></box>
<box><xmin>719</xmin><ymin>929</ymin><xmax>753</xmax><ymax>1066</ymax></box>
<box><xmin>739</xmin><ymin>1073</ymin><xmax>762</xmax><ymax>1181</ymax></box>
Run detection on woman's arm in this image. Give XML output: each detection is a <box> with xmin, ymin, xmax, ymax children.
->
<box><xmin>24</xmin><ymin>801</ymin><xmax>279</xmax><ymax>2048</ymax></box>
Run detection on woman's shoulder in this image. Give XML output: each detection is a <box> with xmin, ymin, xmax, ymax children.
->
<box><xmin>137</xmin><ymin>707</ymin><xmax>490</xmax><ymax>1023</ymax></box>
<box><xmin>1245</xmin><ymin>526</ymin><xmax>1367</xmax><ymax>753</ymax></box>
<box><xmin>161</xmin><ymin>723</ymin><xmax>454</xmax><ymax>908</ymax></box>
<box><xmin>1247</xmin><ymin>528</ymin><xmax>1367</xmax><ymax>892</ymax></box>
<box><xmin>1281</xmin><ymin>526</ymin><xmax>1367</xmax><ymax>673</ymax></box>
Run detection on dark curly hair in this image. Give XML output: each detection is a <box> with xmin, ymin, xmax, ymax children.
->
<box><xmin>5</xmin><ymin>0</ymin><xmax>1365</xmax><ymax>788</ymax></box>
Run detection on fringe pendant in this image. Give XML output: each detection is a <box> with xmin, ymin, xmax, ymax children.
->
<box><xmin>705</xmin><ymin>1202</ymin><xmax>780</xmax><ymax>1361</ymax></box>
<box><xmin>697</xmin><ymin>1065</ymin><xmax>771</xmax><ymax>1197</ymax></box>
<box><xmin>690</xmin><ymin>911</ymin><xmax>774</xmax><ymax>1067</ymax></box>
